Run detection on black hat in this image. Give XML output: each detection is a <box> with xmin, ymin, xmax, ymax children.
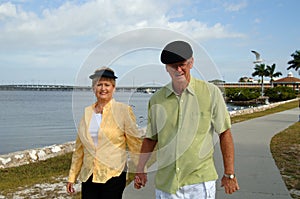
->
<box><xmin>89</xmin><ymin>68</ymin><xmax>118</xmax><ymax>79</ymax></box>
<box><xmin>160</xmin><ymin>40</ymin><xmax>193</xmax><ymax>64</ymax></box>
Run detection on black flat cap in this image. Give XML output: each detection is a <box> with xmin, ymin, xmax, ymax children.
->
<box><xmin>160</xmin><ymin>40</ymin><xmax>193</xmax><ymax>64</ymax></box>
<box><xmin>89</xmin><ymin>68</ymin><xmax>118</xmax><ymax>79</ymax></box>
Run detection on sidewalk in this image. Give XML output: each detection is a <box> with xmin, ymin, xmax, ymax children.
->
<box><xmin>123</xmin><ymin>108</ymin><xmax>299</xmax><ymax>199</ymax></box>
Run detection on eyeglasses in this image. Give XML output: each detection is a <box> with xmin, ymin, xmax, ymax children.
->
<box><xmin>167</xmin><ymin>61</ymin><xmax>191</xmax><ymax>70</ymax></box>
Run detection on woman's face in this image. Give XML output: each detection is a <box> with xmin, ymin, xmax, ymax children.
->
<box><xmin>93</xmin><ymin>78</ymin><xmax>115</xmax><ymax>102</ymax></box>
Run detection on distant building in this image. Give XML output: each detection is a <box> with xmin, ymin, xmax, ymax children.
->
<box><xmin>273</xmin><ymin>72</ymin><xmax>300</xmax><ymax>91</ymax></box>
<box><xmin>222</xmin><ymin>82</ymin><xmax>271</xmax><ymax>88</ymax></box>
<box><xmin>238</xmin><ymin>76</ymin><xmax>255</xmax><ymax>82</ymax></box>
<box><xmin>209</xmin><ymin>79</ymin><xmax>226</xmax><ymax>84</ymax></box>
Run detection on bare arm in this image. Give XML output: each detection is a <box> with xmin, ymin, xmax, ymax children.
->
<box><xmin>220</xmin><ymin>129</ymin><xmax>235</xmax><ymax>174</ymax></box>
<box><xmin>136</xmin><ymin>138</ymin><xmax>157</xmax><ymax>172</ymax></box>
<box><xmin>219</xmin><ymin>129</ymin><xmax>240</xmax><ymax>194</ymax></box>
<box><xmin>134</xmin><ymin>138</ymin><xmax>157</xmax><ymax>189</ymax></box>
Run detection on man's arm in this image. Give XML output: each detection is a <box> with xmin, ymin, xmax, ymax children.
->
<box><xmin>134</xmin><ymin>138</ymin><xmax>157</xmax><ymax>189</ymax></box>
<box><xmin>219</xmin><ymin>129</ymin><xmax>240</xmax><ymax>194</ymax></box>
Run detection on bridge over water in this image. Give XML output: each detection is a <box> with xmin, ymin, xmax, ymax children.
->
<box><xmin>0</xmin><ymin>84</ymin><xmax>161</xmax><ymax>93</ymax></box>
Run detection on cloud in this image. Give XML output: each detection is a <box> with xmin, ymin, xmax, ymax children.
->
<box><xmin>0</xmin><ymin>2</ymin><xmax>17</xmax><ymax>19</ymax></box>
<box><xmin>223</xmin><ymin>1</ymin><xmax>247</xmax><ymax>12</ymax></box>
<box><xmin>0</xmin><ymin>0</ymin><xmax>248</xmax><ymax>85</ymax></box>
<box><xmin>167</xmin><ymin>19</ymin><xmax>245</xmax><ymax>39</ymax></box>
<box><xmin>0</xmin><ymin>0</ymin><xmax>244</xmax><ymax>53</ymax></box>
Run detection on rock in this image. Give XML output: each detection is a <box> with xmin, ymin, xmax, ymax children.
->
<box><xmin>0</xmin><ymin>141</ymin><xmax>75</xmax><ymax>169</ymax></box>
<box><xmin>29</xmin><ymin>150</ymin><xmax>37</xmax><ymax>161</ymax></box>
<box><xmin>0</xmin><ymin>157</ymin><xmax>11</xmax><ymax>165</ymax></box>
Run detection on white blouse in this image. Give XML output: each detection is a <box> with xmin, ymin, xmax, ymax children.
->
<box><xmin>89</xmin><ymin>112</ymin><xmax>102</xmax><ymax>147</ymax></box>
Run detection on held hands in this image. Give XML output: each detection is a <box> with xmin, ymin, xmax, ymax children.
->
<box><xmin>221</xmin><ymin>176</ymin><xmax>240</xmax><ymax>194</ymax></box>
<box><xmin>66</xmin><ymin>182</ymin><xmax>75</xmax><ymax>194</ymax></box>
<box><xmin>134</xmin><ymin>173</ymin><xmax>147</xmax><ymax>189</ymax></box>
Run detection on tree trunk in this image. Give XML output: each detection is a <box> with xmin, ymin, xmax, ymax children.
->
<box><xmin>261</xmin><ymin>76</ymin><xmax>264</xmax><ymax>96</ymax></box>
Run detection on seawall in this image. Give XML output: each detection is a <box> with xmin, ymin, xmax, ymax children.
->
<box><xmin>228</xmin><ymin>98</ymin><xmax>298</xmax><ymax>117</ymax></box>
<box><xmin>0</xmin><ymin>142</ymin><xmax>75</xmax><ymax>169</ymax></box>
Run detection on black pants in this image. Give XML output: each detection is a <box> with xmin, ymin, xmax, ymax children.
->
<box><xmin>82</xmin><ymin>172</ymin><xmax>126</xmax><ymax>199</ymax></box>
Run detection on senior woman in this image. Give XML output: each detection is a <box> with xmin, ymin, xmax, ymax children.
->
<box><xmin>67</xmin><ymin>67</ymin><xmax>143</xmax><ymax>199</ymax></box>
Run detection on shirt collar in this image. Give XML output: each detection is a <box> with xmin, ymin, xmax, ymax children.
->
<box><xmin>165</xmin><ymin>77</ymin><xmax>196</xmax><ymax>97</ymax></box>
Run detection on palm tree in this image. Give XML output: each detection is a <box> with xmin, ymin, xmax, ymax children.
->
<box><xmin>287</xmin><ymin>50</ymin><xmax>300</xmax><ymax>71</ymax></box>
<box><xmin>252</xmin><ymin>63</ymin><xmax>268</xmax><ymax>96</ymax></box>
<box><xmin>266</xmin><ymin>63</ymin><xmax>282</xmax><ymax>87</ymax></box>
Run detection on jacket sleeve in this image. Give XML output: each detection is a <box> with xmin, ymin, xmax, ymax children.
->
<box><xmin>67</xmin><ymin>119</ymin><xmax>84</xmax><ymax>183</ymax></box>
<box><xmin>124</xmin><ymin>106</ymin><xmax>143</xmax><ymax>172</ymax></box>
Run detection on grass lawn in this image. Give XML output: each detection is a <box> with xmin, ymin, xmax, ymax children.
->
<box><xmin>0</xmin><ymin>152</ymin><xmax>73</xmax><ymax>196</ymax></box>
<box><xmin>271</xmin><ymin>121</ymin><xmax>300</xmax><ymax>199</ymax></box>
<box><xmin>0</xmin><ymin>100</ymin><xmax>299</xmax><ymax>198</ymax></box>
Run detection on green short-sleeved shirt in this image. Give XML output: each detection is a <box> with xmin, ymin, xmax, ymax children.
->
<box><xmin>146</xmin><ymin>77</ymin><xmax>231</xmax><ymax>194</ymax></box>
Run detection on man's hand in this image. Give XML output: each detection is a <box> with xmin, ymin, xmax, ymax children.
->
<box><xmin>221</xmin><ymin>176</ymin><xmax>239</xmax><ymax>194</ymax></box>
<box><xmin>134</xmin><ymin>173</ymin><xmax>147</xmax><ymax>189</ymax></box>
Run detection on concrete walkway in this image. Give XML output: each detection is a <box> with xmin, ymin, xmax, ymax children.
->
<box><xmin>123</xmin><ymin>108</ymin><xmax>299</xmax><ymax>199</ymax></box>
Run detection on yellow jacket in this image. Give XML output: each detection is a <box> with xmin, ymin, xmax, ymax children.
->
<box><xmin>68</xmin><ymin>99</ymin><xmax>143</xmax><ymax>183</ymax></box>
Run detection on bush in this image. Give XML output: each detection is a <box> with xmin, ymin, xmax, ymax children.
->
<box><xmin>225</xmin><ymin>88</ymin><xmax>260</xmax><ymax>101</ymax></box>
<box><xmin>264</xmin><ymin>86</ymin><xmax>297</xmax><ymax>102</ymax></box>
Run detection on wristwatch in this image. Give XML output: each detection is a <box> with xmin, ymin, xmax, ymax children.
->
<box><xmin>224</xmin><ymin>174</ymin><xmax>235</xmax><ymax>179</ymax></box>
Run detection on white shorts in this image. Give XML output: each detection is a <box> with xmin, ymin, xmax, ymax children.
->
<box><xmin>155</xmin><ymin>180</ymin><xmax>216</xmax><ymax>199</ymax></box>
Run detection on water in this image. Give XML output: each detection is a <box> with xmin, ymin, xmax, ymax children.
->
<box><xmin>0</xmin><ymin>91</ymin><xmax>76</xmax><ymax>154</ymax></box>
<box><xmin>0</xmin><ymin>90</ymin><xmax>242</xmax><ymax>155</ymax></box>
<box><xmin>0</xmin><ymin>90</ymin><xmax>151</xmax><ymax>155</ymax></box>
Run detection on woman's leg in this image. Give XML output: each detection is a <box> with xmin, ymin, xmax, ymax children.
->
<box><xmin>100</xmin><ymin>172</ymin><xmax>127</xmax><ymax>199</ymax></box>
<box><xmin>81</xmin><ymin>173</ymin><xmax>127</xmax><ymax>199</ymax></box>
<box><xmin>81</xmin><ymin>175</ymin><xmax>100</xmax><ymax>199</ymax></box>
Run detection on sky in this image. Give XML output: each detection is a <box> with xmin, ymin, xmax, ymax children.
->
<box><xmin>0</xmin><ymin>0</ymin><xmax>299</xmax><ymax>86</ymax></box>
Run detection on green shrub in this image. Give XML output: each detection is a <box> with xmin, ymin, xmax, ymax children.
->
<box><xmin>225</xmin><ymin>88</ymin><xmax>260</xmax><ymax>101</ymax></box>
<box><xmin>265</xmin><ymin>86</ymin><xmax>297</xmax><ymax>102</ymax></box>
<box><xmin>225</xmin><ymin>87</ymin><xmax>297</xmax><ymax>102</ymax></box>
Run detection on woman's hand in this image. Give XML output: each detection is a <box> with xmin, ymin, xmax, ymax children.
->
<box><xmin>66</xmin><ymin>182</ymin><xmax>75</xmax><ymax>194</ymax></box>
<box><xmin>134</xmin><ymin>173</ymin><xmax>147</xmax><ymax>189</ymax></box>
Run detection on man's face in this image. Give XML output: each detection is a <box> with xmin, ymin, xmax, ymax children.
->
<box><xmin>166</xmin><ymin>57</ymin><xmax>193</xmax><ymax>84</ymax></box>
